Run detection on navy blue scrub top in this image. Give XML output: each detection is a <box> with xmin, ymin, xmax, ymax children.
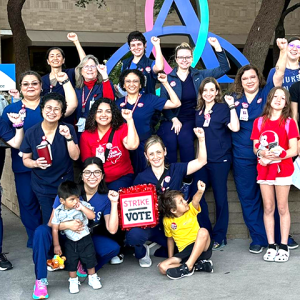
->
<box><xmin>0</xmin><ymin>117</ymin><xmax>14</xmax><ymax>142</ymax></box>
<box><xmin>20</xmin><ymin>121</ymin><xmax>78</xmax><ymax>195</ymax></box>
<box><xmin>41</xmin><ymin>69</ymin><xmax>76</xmax><ymax>97</ymax></box>
<box><xmin>115</xmin><ymin>93</ymin><xmax>167</xmax><ymax>141</ymax></box>
<box><xmin>231</xmin><ymin>81</ymin><xmax>274</xmax><ymax>159</ymax></box>
<box><xmin>195</xmin><ymin>102</ymin><xmax>231</xmax><ymax>163</ymax></box>
<box><xmin>2</xmin><ymin>101</ymin><xmax>43</xmax><ymax>173</ymax></box>
<box><xmin>134</xmin><ymin>162</ymin><xmax>188</xmax><ymax>191</ymax></box>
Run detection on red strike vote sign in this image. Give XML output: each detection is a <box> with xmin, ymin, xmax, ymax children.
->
<box><xmin>119</xmin><ymin>184</ymin><xmax>159</xmax><ymax>230</ymax></box>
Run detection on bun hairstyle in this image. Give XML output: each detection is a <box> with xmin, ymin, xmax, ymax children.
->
<box><xmin>175</xmin><ymin>42</ymin><xmax>193</xmax><ymax>58</ymax></box>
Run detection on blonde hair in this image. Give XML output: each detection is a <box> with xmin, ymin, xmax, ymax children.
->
<box><xmin>175</xmin><ymin>42</ymin><xmax>193</xmax><ymax>58</ymax></box>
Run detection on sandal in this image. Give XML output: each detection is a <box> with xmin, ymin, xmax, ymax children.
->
<box><xmin>263</xmin><ymin>248</ymin><xmax>277</xmax><ymax>262</ymax></box>
<box><xmin>274</xmin><ymin>249</ymin><xmax>290</xmax><ymax>263</ymax></box>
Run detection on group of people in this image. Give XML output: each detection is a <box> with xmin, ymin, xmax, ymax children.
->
<box><xmin>0</xmin><ymin>30</ymin><xmax>299</xmax><ymax>299</ymax></box>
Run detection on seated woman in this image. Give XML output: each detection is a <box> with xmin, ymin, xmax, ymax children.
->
<box><xmin>21</xmin><ymin>92</ymin><xmax>80</xmax><ymax>224</ymax></box>
<box><xmin>80</xmin><ymin>98</ymin><xmax>139</xmax><ymax>190</ymax></box>
<box><xmin>32</xmin><ymin>157</ymin><xmax>120</xmax><ymax>299</ymax></box>
<box><xmin>116</xmin><ymin>69</ymin><xmax>181</xmax><ymax>174</ymax></box>
<box><xmin>75</xmin><ymin>55</ymin><xmax>115</xmax><ymax>137</ymax></box>
<box><xmin>129</xmin><ymin>130</ymin><xmax>206</xmax><ymax>268</ymax></box>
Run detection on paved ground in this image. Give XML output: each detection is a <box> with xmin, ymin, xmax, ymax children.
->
<box><xmin>1</xmin><ymin>206</ymin><xmax>300</xmax><ymax>300</ymax></box>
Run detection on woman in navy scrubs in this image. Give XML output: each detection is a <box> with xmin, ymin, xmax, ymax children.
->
<box><xmin>75</xmin><ymin>55</ymin><xmax>115</xmax><ymax>138</ymax></box>
<box><xmin>21</xmin><ymin>92</ymin><xmax>80</xmax><ymax>225</ymax></box>
<box><xmin>0</xmin><ymin>113</ymin><xmax>24</xmax><ymax>270</ymax></box>
<box><xmin>128</xmin><ymin>130</ymin><xmax>206</xmax><ymax>268</ymax></box>
<box><xmin>41</xmin><ymin>32</ymin><xmax>86</xmax><ymax>96</ymax></box>
<box><xmin>116</xmin><ymin>69</ymin><xmax>181</xmax><ymax>174</ymax></box>
<box><xmin>2</xmin><ymin>71</ymin><xmax>78</xmax><ymax>248</ymax></box>
<box><xmin>230</xmin><ymin>38</ymin><xmax>288</xmax><ymax>253</ymax></box>
<box><xmin>32</xmin><ymin>157</ymin><xmax>120</xmax><ymax>299</ymax></box>
<box><xmin>157</xmin><ymin>37</ymin><xmax>230</xmax><ymax>164</ymax></box>
<box><xmin>193</xmin><ymin>77</ymin><xmax>239</xmax><ymax>250</ymax></box>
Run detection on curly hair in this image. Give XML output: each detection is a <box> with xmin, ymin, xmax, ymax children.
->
<box><xmin>229</xmin><ymin>64</ymin><xmax>266</xmax><ymax>99</ymax></box>
<box><xmin>260</xmin><ymin>87</ymin><xmax>292</xmax><ymax>128</ymax></box>
<box><xmin>196</xmin><ymin>77</ymin><xmax>223</xmax><ymax>110</ymax></box>
<box><xmin>75</xmin><ymin>54</ymin><xmax>103</xmax><ymax>89</ymax></box>
<box><xmin>127</xmin><ymin>31</ymin><xmax>147</xmax><ymax>46</ymax></box>
<box><xmin>85</xmin><ymin>98</ymin><xmax>124</xmax><ymax>132</ymax></box>
<box><xmin>40</xmin><ymin>92</ymin><xmax>67</xmax><ymax>120</ymax></box>
<box><xmin>159</xmin><ymin>190</ymin><xmax>183</xmax><ymax>218</ymax></box>
<box><xmin>119</xmin><ymin>69</ymin><xmax>145</xmax><ymax>92</ymax></box>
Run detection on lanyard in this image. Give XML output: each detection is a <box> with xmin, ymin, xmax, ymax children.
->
<box><xmin>82</xmin><ymin>85</ymin><xmax>95</xmax><ymax>113</ymax></box>
<box><xmin>122</xmin><ymin>93</ymin><xmax>142</xmax><ymax>114</ymax></box>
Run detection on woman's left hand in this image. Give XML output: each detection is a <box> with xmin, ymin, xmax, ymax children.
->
<box><xmin>97</xmin><ymin>64</ymin><xmax>108</xmax><ymax>80</ymax></box>
<box><xmin>193</xmin><ymin>127</ymin><xmax>205</xmax><ymax>141</ymax></box>
<box><xmin>224</xmin><ymin>95</ymin><xmax>235</xmax><ymax>106</ymax></box>
<box><xmin>7</xmin><ymin>113</ymin><xmax>22</xmax><ymax>125</ymax></box>
<box><xmin>208</xmin><ymin>37</ymin><xmax>222</xmax><ymax>51</ymax></box>
<box><xmin>67</xmin><ymin>32</ymin><xmax>79</xmax><ymax>42</ymax></box>
<box><xmin>55</xmin><ymin>72</ymin><xmax>69</xmax><ymax>83</ymax></box>
<box><xmin>121</xmin><ymin>109</ymin><xmax>133</xmax><ymax>121</ymax></box>
<box><xmin>108</xmin><ymin>190</ymin><xmax>119</xmax><ymax>203</ymax></box>
<box><xmin>151</xmin><ymin>36</ymin><xmax>160</xmax><ymax>46</ymax></box>
<box><xmin>59</xmin><ymin>125</ymin><xmax>71</xmax><ymax>139</ymax></box>
<box><xmin>157</xmin><ymin>73</ymin><xmax>167</xmax><ymax>84</ymax></box>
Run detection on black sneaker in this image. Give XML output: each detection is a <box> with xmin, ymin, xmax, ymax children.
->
<box><xmin>288</xmin><ymin>235</ymin><xmax>299</xmax><ymax>250</ymax></box>
<box><xmin>0</xmin><ymin>253</ymin><xmax>13</xmax><ymax>271</ymax></box>
<box><xmin>166</xmin><ymin>263</ymin><xmax>194</xmax><ymax>280</ymax></box>
<box><xmin>194</xmin><ymin>259</ymin><xmax>213</xmax><ymax>273</ymax></box>
<box><xmin>249</xmin><ymin>245</ymin><xmax>264</xmax><ymax>254</ymax></box>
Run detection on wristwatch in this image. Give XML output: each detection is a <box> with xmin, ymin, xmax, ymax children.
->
<box><xmin>66</xmin><ymin>136</ymin><xmax>73</xmax><ymax>142</ymax></box>
<box><xmin>60</xmin><ymin>79</ymin><xmax>70</xmax><ymax>85</ymax></box>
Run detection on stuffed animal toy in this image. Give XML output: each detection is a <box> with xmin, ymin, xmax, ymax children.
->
<box><xmin>47</xmin><ymin>255</ymin><xmax>66</xmax><ymax>271</ymax></box>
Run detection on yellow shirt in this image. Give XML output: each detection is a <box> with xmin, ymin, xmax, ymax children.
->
<box><xmin>163</xmin><ymin>202</ymin><xmax>201</xmax><ymax>252</ymax></box>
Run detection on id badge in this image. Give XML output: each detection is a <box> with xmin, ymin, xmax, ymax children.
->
<box><xmin>240</xmin><ymin>108</ymin><xmax>249</xmax><ymax>121</ymax></box>
<box><xmin>203</xmin><ymin>118</ymin><xmax>211</xmax><ymax>127</ymax></box>
<box><xmin>90</xmin><ymin>98</ymin><xmax>95</xmax><ymax>109</ymax></box>
<box><xmin>76</xmin><ymin>117</ymin><xmax>86</xmax><ymax>133</ymax></box>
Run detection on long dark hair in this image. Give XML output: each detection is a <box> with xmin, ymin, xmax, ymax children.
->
<box><xmin>78</xmin><ymin>157</ymin><xmax>108</xmax><ymax>195</ymax></box>
<box><xmin>85</xmin><ymin>98</ymin><xmax>124</xmax><ymax>132</ymax></box>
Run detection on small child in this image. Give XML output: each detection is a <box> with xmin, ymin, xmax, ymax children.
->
<box><xmin>51</xmin><ymin>181</ymin><xmax>101</xmax><ymax>293</ymax></box>
<box><xmin>158</xmin><ymin>180</ymin><xmax>213</xmax><ymax>280</ymax></box>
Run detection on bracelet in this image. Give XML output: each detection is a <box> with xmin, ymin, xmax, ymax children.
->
<box><xmin>229</xmin><ymin>105</ymin><xmax>235</xmax><ymax>110</ymax></box>
<box><xmin>60</xmin><ymin>79</ymin><xmax>70</xmax><ymax>85</ymax></box>
<box><xmin>13</xmin><ymin>122</ymin><xmax>24</xmax><ymax>128</ymax></box>
<box><xmin>65</xmin><ymin>136</ymin><xmax>73</xmax><ymax>142</ymax></box>
<box><xmin>15</xmin><ymin>126</ymin><xmax>24</xmax><ymax>129</ymax></box>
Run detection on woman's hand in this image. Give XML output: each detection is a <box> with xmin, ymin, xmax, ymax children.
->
<box><xmin>67</xmin><ymin>32</ymin><xmax>79</xmax><ymax>42</ymax></box>
<box><xmin>8</xmin><ymin>89</ymin><xmax>20</xmax><ymax>99</ymax></box>
<box><xmin>208</xmin><ymin>37</ymin><xmax>222</xmax><ymax>52</ymax></box>
<box><xmin>151</xmin><ymin>36</ymin><xmax>161</xmax><ymax>46</ymax></box>
<box><xmin>224</xmin><ymin>95</ymin><xmax>235</xmax><ymax>106</ymax></box>
<box><xmin>54</xmin><ymin>245</ymin><xmax>62</xmax><ymax>256</ymax></box>
<box><xmin>59</xmin><ymin>125</ymin><xmax>71</xmax><ymax>139</ymax></box>
<box><xmin>193</xmin><ymin>127</ymin><xmax>205</xmax><ymax>141</ymax></box>
<box><xmin>121</xmin><ymin>109</ymin><xmax>133</xmax><ymax>121</ymax></box>
<box><xmin>55</xmin><ymin>72</ymin><xmax>69</xmax><ymax>83</ymax></box>
<box><xmin>97</xmin><ymin>64</ymin><xmax>108</xmax><ymax>80</ymax></box>
<box><xmin>157</xmin><ymin>73</ymin><xmax>168</xmax><ymax>84</ymax></box>
<box><xmin>66</xmin><ymin>219</ymin><xmax>84</xmax><ymax>233</ymax></box>
<box><xmin>108</xmin><ymin>190</ymin><xmax>119</xmax><ymax>203</ymax></box>
<box><xmin>171</xmin><ymin>117</ymin><xmax>182</xmax><ymax>135</ymax></box>
<box><xmin>276</xmin><ymin>38</ymin><xmax>288</xmax><ymax>51</ymax></box>
<box><xmin>7</xmin><ymin>113</ymin><xmax>22</xmax><ymax>125</ymax></box>
<box><xmin>35</xmin><ymin>157</ymin><xmax>49</xmax><ymax>169</ymax></box>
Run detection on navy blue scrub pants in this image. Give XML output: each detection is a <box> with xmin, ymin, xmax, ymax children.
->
<box><xmin>107</xmin><ymin>173</ymin><xmax>134</xmax><ymax>191</ymax></box>
<box><xmin>192</xmin><ymin>161</ymin><xmax>231</xmax><ymax>244</ymax></box>
<box><xmin>232</xmin><ymin>157</ymin><xmax>268</xmax><ymax>246</ymax></box>
<box><xmin>33</xmin><ymin>225</ymin><xmax>120</xmax><ymax>280</ymax></box>
<box><xmin>126</xmin><ymin>224</ymin><xmax>168</xmax><ymax>259</ymax></box>
<box><xmin>14</xmin><ymin>172</ymin><xmax>42</xmax><ymax>247</ymax></box>
<box><xmin>33</xmin><ymin>191</ymin><xmax>55</xmax><ymax>226</ymax></box>
<box><xmin>157</xmin><ymin>120</ymin><xmax>195</xmax><ymax>163</ymax></box>
<box><xmin>129</xmin><ymin>139</ymin><xmax>147</xmax><ymax>175</ymax></box>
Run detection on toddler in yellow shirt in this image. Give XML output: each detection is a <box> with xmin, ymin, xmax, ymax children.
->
<box><xmin>158</xmin><ymin>180</ymin><xmax>213</xmax><ymax>280</ymax></box>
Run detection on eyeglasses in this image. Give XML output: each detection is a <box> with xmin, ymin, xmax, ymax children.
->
<box><xmin>124</xmin><ymin>80</ymin><xmax>140</xmax><ymax>84</ymax></box>
<box><xmin>288</xmin><ymin>43</ymin><xmax>300</xmax><ymax>50</ymax></box>
<box><xmin>44</xmin><ymin>105</ymin><xmax>61</xmax><ymax>114</ymax></box>
<box><xmin>176</xmin><ymin>56</ymin><xmax>192</xmax><ymax>61</ymax></box>
<box><xmin>83</xmin><ymin>65</ymin><xmax>97</xmax><ymax>70</ymax></box>
<box><xmin>82</xmin><ymin>170</ymin><xmax>102</xmax><ymax>178</ymax></box>
<box><xmin>21</xmin><ymin>82</ymin><xmax>40</xmax><ymax>88</ymax></box>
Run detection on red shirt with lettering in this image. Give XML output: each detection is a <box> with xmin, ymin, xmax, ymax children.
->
<box><xmin>80</xmin><ymin>124</ymin><xmax>134</xmax><ymax>183</ymax></box>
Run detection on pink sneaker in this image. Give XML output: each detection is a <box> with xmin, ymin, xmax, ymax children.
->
<box><xmin>76</xmin><ymin>261</ymin><xmax>87</xmax><ymax>278</ymax></box>
<box><xmin>33</xmin><ymin>278</ymin><xmax>48</xmax><ymax>299</ymax></box>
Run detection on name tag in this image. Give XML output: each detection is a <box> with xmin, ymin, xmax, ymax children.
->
<box><xmin>76</xmin><ymin>117</ymin><xmax>86</xmax><ymax>133</ymax></box>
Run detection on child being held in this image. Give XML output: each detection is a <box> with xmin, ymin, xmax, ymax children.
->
<box><xmin>51</xmin><ymin>181</ymin><xmax>101</xmax><ymax>293</ymax></box>
<box><xmin>158</xmin><ymin>180</ymin><xmax>213</xmax><ymax>280</ymax></box>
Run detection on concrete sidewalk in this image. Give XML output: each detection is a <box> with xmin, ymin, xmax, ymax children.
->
<box><xmin>1</xmin><ymin>206</ymin><xmax>300</xmax><ymax>300</ymax></box>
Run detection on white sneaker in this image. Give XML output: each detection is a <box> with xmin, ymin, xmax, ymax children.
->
<box><xmin>69</xmin><ymin>277</ymin><xmax>80</xmax><ymax>294</ymax></box>
<box><xmin>139</xmin><ymin>244</ymin><xmax>152</xmax><ymax>268</ymax></box>
<box><xmin>110</xmin><ymin>254</ymin><xmax>124</xmax><ymax>265</ymax></box>
<box><xmin>88</xmin><ymin>273</ymin><xmax>102</xmax><ymax>289</ymax></box>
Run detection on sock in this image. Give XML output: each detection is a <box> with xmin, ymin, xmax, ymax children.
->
<box><xmin>279</xmin><ymin>243</ymin><xmax>288</xmax><ymax>251</ymax></box>
<box><xmin>268</xmin><ymin>244</ymin><xmax>276</xmax><ymax>250</ymax></box>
